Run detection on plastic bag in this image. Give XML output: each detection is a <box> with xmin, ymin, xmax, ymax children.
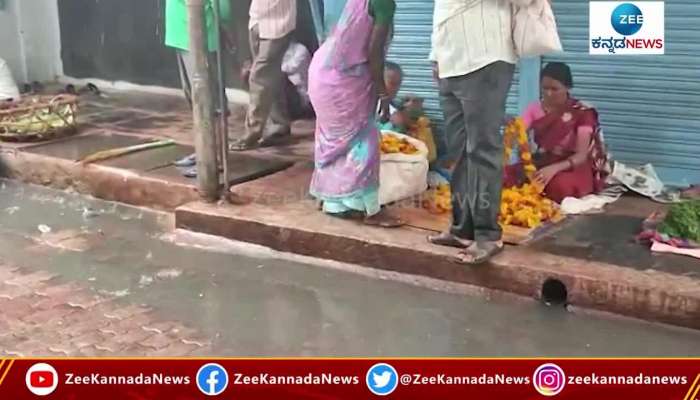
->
<box><xmin>379</xmin><ymin>131</ymin><xmax>429</xmax><ymax>205</ymax></box>
<box><xmin>512</xmin><ymin>0</ymin><xmax>563</xmax><ymax>57</ymax></box>
<box><xmin>0</xmin><ymin>58</ymin><xmax>20</xmax><ymax>101</ymax></box>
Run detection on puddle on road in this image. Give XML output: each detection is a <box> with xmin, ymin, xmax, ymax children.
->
<box><xmin>0</xmin><ymin>179</ymin><xmax>699</xmax><ymax>357</ymax></box>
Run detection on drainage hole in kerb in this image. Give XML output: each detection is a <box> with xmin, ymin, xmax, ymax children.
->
<box><xmin>541</xmin><ymin>278</ymin><xmax>568</xmax><ymax>307</ymax></box>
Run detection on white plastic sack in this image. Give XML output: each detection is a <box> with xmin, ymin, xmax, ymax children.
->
<box><xmin>512</xmin><ymin>0</ymin><xmax>563</xmax><ymax>57</ymax></box>
<box><xmin>0</xmin><ymin>58</ymin><xmax>20</xmax><ymax>101</ymax></box>
<box><xmin>378</xmin><ymin>131</ymin><xmax>429</xmax><ymax>206</ymax></box>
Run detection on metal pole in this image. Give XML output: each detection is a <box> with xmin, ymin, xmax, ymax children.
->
<box><xmin>212</xmin><ymin>0</ymin><xmax>230</xmax><ymax>197</ymax></box>
<box><xmin>187</xmin><ymin>0</ymin><xmax>219</xmax><ymax>201</ymax></box>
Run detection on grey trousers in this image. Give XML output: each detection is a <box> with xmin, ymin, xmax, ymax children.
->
<box><xmin>243</xmin><ymin>25</ymin><xmax>292</xmax><ymax>142</ymax></box>
<box><xmin>439</xmin><ymin>61</ymin><xmax>515</xmax><ymax>242</ymax></box>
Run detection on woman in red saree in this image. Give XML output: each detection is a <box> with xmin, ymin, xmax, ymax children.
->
<box><xmin>521</xmin><ymin>62</ymin><xmax>608</xmax><ymax>203</ymax></box>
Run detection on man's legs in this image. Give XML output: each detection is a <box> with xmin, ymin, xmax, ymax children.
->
<box><xmin>441</xmin><ymin>62</ymin><xmax>514</xmax><ymax>245</ymax></box>
<box><xmin>235</xmin><ymin>26</ymin><xmax>291</xmax><ymax>148</ymax></box>
<box><xmin>263</xmin><ymin>80</ymin><xmax>291</xmax><ymax>140</ymax></box>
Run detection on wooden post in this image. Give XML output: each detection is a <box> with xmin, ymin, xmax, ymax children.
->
<box><xmin>187</xmin><ymin>0</ymin><xmax>219</xmax><ymax>201</ymax></box>
<box><xmin>212</xmin><ymin>0</ymin><xmax>230</xmax><ymax>197</ymax></box>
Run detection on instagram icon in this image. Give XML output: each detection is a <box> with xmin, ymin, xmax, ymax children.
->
<box><xmin>533</xmin><ymin>363</ymin><xmax>566</xmax><ymax>396</ymax></box>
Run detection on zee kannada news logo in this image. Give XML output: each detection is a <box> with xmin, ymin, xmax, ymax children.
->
<box><xmin>590</xmin><ymin>2</ymin><xmax>665</xmax><ymax>55</ymax></box>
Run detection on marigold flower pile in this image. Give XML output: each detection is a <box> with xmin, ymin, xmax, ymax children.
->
<box><xmin>380</xmin><ymin>132</ymin><xmax>419</xmax><ymax>155</ymax></box>
<box><xmin>423</xmin><ymin>117</ymin><xmax>560</xmax><ymax>229</ymax></box>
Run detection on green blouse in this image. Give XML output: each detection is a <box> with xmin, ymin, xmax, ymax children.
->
<box><xmin>369</xmin><ymin>0</ymin><xmax>396</xmax><ymax>26</ymax></box>
<box><xmin>165</xmin><ymin>0</ymin><xmax>232</xmax><ymax>52</ymax></box>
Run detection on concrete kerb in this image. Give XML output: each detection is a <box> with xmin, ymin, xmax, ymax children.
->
<box><xmin>175</xmin><ymin>201</ymin><xmax>700</xmax><ymax>331</ymax></box>
<box><xmin>0</xmin><ymin>150</ymin><xmax>200</xmax><ymax>210</ymax></box>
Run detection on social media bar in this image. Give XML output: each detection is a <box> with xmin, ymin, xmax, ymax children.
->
<box><xmin>0</xmin><ymin>358</ymin><xmax>697</xmax><ymax>399</ymax></box>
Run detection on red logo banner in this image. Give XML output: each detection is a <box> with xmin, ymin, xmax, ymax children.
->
<box><xmin>0</xmin><ymin>358</ymin><xmax>697</xmax><ymax>399</ymax></box>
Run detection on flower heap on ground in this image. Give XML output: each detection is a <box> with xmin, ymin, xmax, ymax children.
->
<box><xmin>424</xmin><ymin>118</ymin><xmax>560</xmax><ymax>229</ymax></box>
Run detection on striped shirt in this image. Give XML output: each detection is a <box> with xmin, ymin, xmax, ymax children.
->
<box><xmin>430</xmin><ymin>0</ymin><xmax>517</xmax><ymax>79</ymax></box>
<box><xmin>249</xmin><ymin>0</ymin><xmax>297</xmax><ymax>40</ymax></box>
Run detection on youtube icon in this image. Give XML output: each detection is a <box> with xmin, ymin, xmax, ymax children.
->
<box><xmin>25</xmin><ymin>363</ymin><xmax>58</xmax><ymax>396</ymax></box>
<box><xmin>30</xmin><ymin>371</ymin><xmax>54</xmax><ymax>388</ymax></box>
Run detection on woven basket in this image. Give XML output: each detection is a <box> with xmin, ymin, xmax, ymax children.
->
<box><xmin>0</xmin><ymin>94</ymin><xmax>79</xmax><ymax>142</ymax></box>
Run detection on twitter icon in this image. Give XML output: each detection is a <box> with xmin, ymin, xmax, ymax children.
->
<box><xmin>366</xmin><ymin>363</ymin><xmax>398</xmax><ymax>396</ymax></box>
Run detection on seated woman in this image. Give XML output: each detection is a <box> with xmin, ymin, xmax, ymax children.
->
<box><xmin>521</xmin><ymin>62</ymin><xmax>608</xmax><ymax>203</ymax></box>
<box><xmin>377</xmin><ymin>62</ymin><xmax>405</xmax><ymax>132</ymax></box>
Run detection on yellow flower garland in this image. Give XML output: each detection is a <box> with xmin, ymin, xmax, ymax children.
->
<box><xmin>422</xmin><ymin>117</ymin><xmax>560</xmax><ymax>229</ymax></box>
<box><xmin>499</xmin><ymin>118</ymin><xmax>560</xmax><ymax>228</ymax></box>
<box><xmin>503</xmin><ymin>117</ymin><xmax>537</xmax><ymax>181</ymax></box>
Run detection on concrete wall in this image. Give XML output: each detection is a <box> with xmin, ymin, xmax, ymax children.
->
<box><xmin>56</xmin><ymin>0</ymin><xmax>317</xmax><ymax>91</ymax></box>
<box><xmin>58</xmin><ymin>0</ymin><xmax>183</xmax><ymax>89</ymax></box>
<box><xmin>1</xmin><ymin>0</ymin><xmax>315</xmax><ymax>100</ymax></box>
<box><xmin>0</xmin><ymin>0</ymin><xmax>62</xmax><ymax>83</ymax></box>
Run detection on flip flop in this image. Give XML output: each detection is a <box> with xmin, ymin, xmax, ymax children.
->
<box><xmin>427</xmin><ymin>232</ymin><xmax>472</xmax><ymax>248</ymax></box>
<box><xmin>179</xmin><ymin>165</ymin><xmax>224</xmax><ymax>178</ymax></box>
<box><xmin>453</xmin><ymin>242</ymin><xmax>504</xmax><ymax>265</ymax></box>
<box><xmin>174</xmin><ymin>153</ymin><xmax>196</xmax><ymax>167</ymax></box>
<box><xmin>63</xmin><ymin>84</ymin><xmax>77</xmax><ymax>95</ymax></box>
<box><xmin>229</xmin><ymin>139</ymin><xmax>259</xmax><ymax>152</ymax></box>
<box><xmin>259</xmin><ymin>133</ymin><xmax>292</xmax><ymax>148</ymax></box>
<box><xmin>363</xmin><ymin>214</ymin><xmax>405</xmax><ymax>228</ymax></box>
<box><xmin>86</xmin><ymin>83</ymin><xmax>101</xmax><ymax>96</ymax></box>
<box><xmin>327</xmin><ymin>210</ymin><xmax>363</xmax><ymax>220</ymax></box>
<box><xmin>181</xmin><ymin>166</ymin><xmax>197</xmax><ymax>178</ymax></box>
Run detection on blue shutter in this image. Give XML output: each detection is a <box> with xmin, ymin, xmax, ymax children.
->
<box><xmin>543</xmin><ymin>0</ymin><xmax>700</xmax><ymax>186</ymax></box>
<box><xmin>387</xmin><ymin>0</ymin><xmax>521</xmax><ymax>135</ymax></box>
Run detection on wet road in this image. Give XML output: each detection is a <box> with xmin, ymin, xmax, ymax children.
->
<box><xmin>1</xmin><ymin>180</ymin><xmax>699</xmax><ymax>357</ymax></box>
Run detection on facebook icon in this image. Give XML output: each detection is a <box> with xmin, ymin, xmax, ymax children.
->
<box><xmin>196</xmin><ymin>363</ymin><xmax>229</xmax><ymax>396</ymax></box>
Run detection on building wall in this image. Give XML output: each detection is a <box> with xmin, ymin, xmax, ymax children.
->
<box><xmin>56</xmin><ymin>0</ymin><xmax>318</xmax><ymax>91</ymax></box>
<box><xmin>57</xmin><ymin>0</ymin><xmax>186</xmax><ymax>89</ymax></box>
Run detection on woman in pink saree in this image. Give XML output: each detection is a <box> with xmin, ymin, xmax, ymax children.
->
<box><xmin>308</xmin><ymin>0</ymin><xmax>401</xmax><ymax>227</ymax></box>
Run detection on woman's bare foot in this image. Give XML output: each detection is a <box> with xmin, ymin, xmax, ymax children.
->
<box><xmin>363</xmin><ymin>209</ymin><xmax>404</xmax><ymax>228</ymax></box>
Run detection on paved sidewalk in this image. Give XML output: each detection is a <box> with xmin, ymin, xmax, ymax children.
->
<box><xmin>0</xmin><ymin>264</ymin><xmax>211</xmax><ymax>357</ymax></box>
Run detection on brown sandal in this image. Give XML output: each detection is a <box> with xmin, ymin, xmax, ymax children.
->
<box><xmin>453</xmin><ymin>242</ymin><xmax>504</xmax><ymax>265</ymax></box>
<box><xmin>427</xmin><ymin>232</ymin><xmax>473</xmax><ymax>248</ymax></box>
<box><xmin>363</xmin><ymin>211</ymin><xmax>404</xmax><ymax>228</ymax></box>
<box><xmin>229</xmin><ymin>138</ymin><xmax>259</xmax><ymax>151</ymax></box>
<box><xmin>259</xmin><ymin>134</ymin><xmax>292</xmax><ymax>147</ymax></box>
